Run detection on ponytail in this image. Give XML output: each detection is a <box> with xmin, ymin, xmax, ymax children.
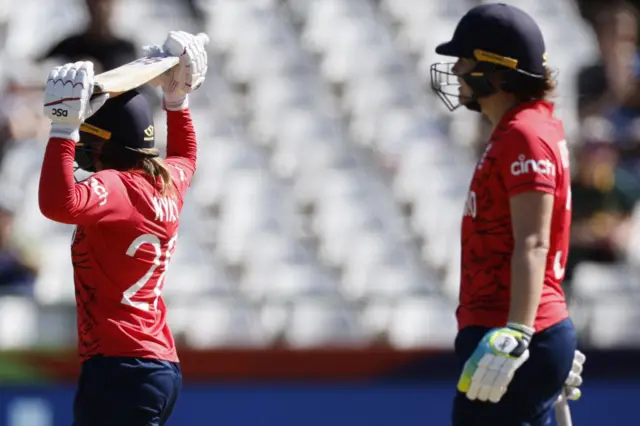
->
<box><xmin>100</xmin><ymin>144</ymin><xmax>175</xmax><ymax>195</ymax></box>
<box><xmin>138</xmin><ymin>154</ymin><xmax>176</xmax><ymax>196</ymax></box>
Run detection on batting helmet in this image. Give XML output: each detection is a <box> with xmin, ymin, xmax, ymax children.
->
<box><xmin>431</xmin><ymin>3</ymin><xmax>548</xmax><ymax>112</ymax></box>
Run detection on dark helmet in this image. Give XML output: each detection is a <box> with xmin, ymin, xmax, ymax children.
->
<box><xmin>430</xmin><ymin>3</ymin><xmax>548</xmax><ymax>112</ymax></box>
<box><xmin>76</xmin><ymin>89</ymin><xmax>157</xmax><ymax>172</ymax></box>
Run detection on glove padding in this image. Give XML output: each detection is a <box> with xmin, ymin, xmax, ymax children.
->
<box><xmin>142</xmin><ymin>31</ymin><xmax>209</xmax><ymax>111</ymax></box>
<box><xmin>458</xmin><ymin>323</ymin><xmax>534</xmax><ymax>403</ymax></box>
<box><xmin>44</xmin><ymin>61</ymin><xmax>109</xmax><ymax>142</ymax></box>
<box><xmin>563</xmin><ymin>349</ymin><xmax>585</xmax><ymax>401</ymax></box>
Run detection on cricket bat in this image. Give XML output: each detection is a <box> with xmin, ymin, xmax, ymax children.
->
<box><xmin>554</xmin><ymin>392</ymin><xmax>572</xmax><ymax>426</ymax></box>
<box><xmin>93</xmin><ymin>33</ymin><xmax>209</xmax><ymax>97</ymax></box>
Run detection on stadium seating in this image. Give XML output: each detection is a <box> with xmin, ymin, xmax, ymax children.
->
<box><xmin>2</xmin><ymin>0</ymin><xmax>636</xmax><ymax>350</ymax></box>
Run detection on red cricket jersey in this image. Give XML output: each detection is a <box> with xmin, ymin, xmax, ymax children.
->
<box><xmin>458</xmin><ymin>100</ymin><xmax>571</xmax><ymax>332</ymax></box>
<box><xmin>38</xmin><ymin>109</ymin><xmax>197</xmax><ymax>362</ymax></box>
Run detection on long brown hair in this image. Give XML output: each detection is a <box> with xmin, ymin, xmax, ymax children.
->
<box><xmin>503</xmin><ymin>68</ymin><xmax>557</xmax><ymax>103</ymax></box>
<box><xmin>136</xmin><ymin>149</ymin><xmax>176</xmax><ymax>196</ymax></box>
<box><xmin>101</xmin><ymin>144</ymin><xmax>176</xmax><ymax>196</ymax></box>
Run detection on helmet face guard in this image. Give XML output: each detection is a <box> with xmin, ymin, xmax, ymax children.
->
<box><xmin>431</xmin><ymin>61</ymin><xmax>503</xmax><ymax>112</ymax></box>
<box><xmin>76</xmin><ymin>122</ymin><xmax>112</xmax><ymax>173</ymax></box>
<box><xmin>75</xmin><ymin>138</ymin><xmax>103</xmax><ymax>173</ymax></box>
<box><xmin>430</xmin><ymin>62</ymin><xmax>468</xmax><ymax>111</ymax></box>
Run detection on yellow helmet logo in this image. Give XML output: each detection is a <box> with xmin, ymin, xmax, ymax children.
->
<box><xmin>144</xmin><ymin>125</ymin><xmax>154</xmax><ymax>141</ymax></box>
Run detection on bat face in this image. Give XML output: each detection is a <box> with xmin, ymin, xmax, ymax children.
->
<box><xmin>92</xmin><ymin>32</ymin><xmax>209</xmax><ymax>97</ymax></box>
<box><xmin>93</xmin><ymin>55</ymin><xmax>179</xmax><ymax>97</ymax></box>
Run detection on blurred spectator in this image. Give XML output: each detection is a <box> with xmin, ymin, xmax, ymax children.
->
<box><xmin>37</xmin><ymin>0</ymin><xmax>136</xmax><ymax>72</ymax></box>
<box><xmin>181</xmin><ymin>0</ymin><xmax>208</xmax><ymax>32</ymax></box>
<box><xmin>0</xmin><ymin>59</ymin><xmax>51</xmax><ymax>166</ymax></box>
<box><xmin>565</xmin><ymin>122</ymin><xmax>638</xmax><ymax>282</ymax></box>
<box><xmin>576</xmin><ymin>2</ymin><xmax>640</xmax><ymax>126</ymax></box>
<box><xmin>0</xmin><ymin>195</ymin><xmax>39</xmax><ymax>297</ymax></box>
<box><xmin>37</xmin><ymin>0</ymin><xmax>162</xmax><ymax>111</ymax></box>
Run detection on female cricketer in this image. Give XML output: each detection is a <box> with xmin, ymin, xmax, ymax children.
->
<box><xmin>38</xmin><ymin>30</ymin><xmax>207</xmax><ymax>426</ymax></box>
<box><xmin>430</xmin><ymin>3</ymin><xmax>585</xmax><ymax>425</ymax></box>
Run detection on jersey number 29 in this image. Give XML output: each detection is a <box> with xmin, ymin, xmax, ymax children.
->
<box><xmin>121</xmin><ymin>233</ymin><xmax>177</xmax><ymax>311</ymax></box>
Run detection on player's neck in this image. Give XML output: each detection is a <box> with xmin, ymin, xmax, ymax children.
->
<box><xmin>86</xmin><ymin>23</ymin><xmax>113</xmax><ymax>39</ymax></box>
<box><xmin>479</xmin><ymin>94</ymin><xmax>519</xmax><ymax>130</ymax></box>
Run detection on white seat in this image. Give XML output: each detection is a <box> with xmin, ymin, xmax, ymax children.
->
<box><xmin>0</xmin><ymin>296</ymin><xmax>38</xmax><ymax>349</ymax></box>
<box><xmin>259</xmin><ymin>302</ymin><xmax>290</xmax><ymax>341</ymax></box>
<box><xmin>411</xmin><ymin>189</ymin><xmax>465</xmax><ymax>241</ymax></box>
<box><xmin>586</xmin><ymin>296</ymin><xmax>640</xmax><ymax>348</ymax></box>
<box><xmin>312</xmin><ymin>198</ymin><xmax>373</xmax><ymax>243</ymax></box>
<box><xmin>241</xmin><ymin>262</ymin><xmax>337</xmax><ymax>302</ymax></box>
<box><xmin>162</xmin><ymin>260</ymin><xmax>222</xmax><ymax>300</ymax></box>
<box><xmin>191</xmin><ymin>137</ymin><xmax>253</xmax><ymax>208</ymax></box>
<box><xmin>249</xmin><ymin>75</ymin><xmax>321</xmax><ymax>118</ymax></box>
<box><xmin>303</xmin><ymin>0</ymin><xmax>361</xmax><ymax>53</ymax></box>
<box><xmin>373</xmin><ymin>108</ymin><xmax>432</xmax><ymax>154</ymax></box>
<box><xmin>320</xmin><ymin>19</ymin><xmax>389</xmax><ymax>61</ymax></box>
<box><xmin>321</xmin><ymin>46</ymin><xmax>401</xmax><ymax>85</ymax></box>
<box><xmin>283</xmin><ymin>298</ymin><xmax>368</xmax><ymax>348</ymax></box>
<box><xmin>388</xmin><ymin>297</ymin><xmax>457</xmax><ymax>349</ymax></box>
<box><xmin>343</xmin><ymin>76</ymin><xmax>414</xmax><ymax>120</ymax></box>
<box><xmin>225</xmin><ymin>44</ymin><xmax>308</xmax><ymax>85</ymax></box>
<box><xmin>37</xmin><ymin>304</ymin><xmax>76</xmax><ymax>347</ymax></box>
<box><xmin>571</xmin><ymin>263</ymin><xmax>638</xmax><ymax>300</ymax></box>
<box><xmin>342</xmin><ymin>231</ymin><xmax>394</xmax><ymax>271</ymax></box>
<box><xmin>275</xmin><ymin>108</ymin><xmax>337</xmax><ymax>150</ymax></box>
<box><xmin>271</xmin><ymin>136</ymin><xmax>345</xmax><ymax>179</ymax></box>
<box><xmin>342</xmin><ymin>264</ymin><xmax>435</xmax><ymax>301</ymax></box>
<box><xmin>320</xmin><ymin>222</ymin><xmax>386</xmax><ymax>268</ymax></box>
<box><xmin>392</xmin><ymin>138</ymin><xmax>457</xmax><ymax>205</ymax></box>
<box><xmin>33</xmin><ymin>235</ymin><xmax>75</xmax><ymax>305</ymax></box>
<box><xmin>360</xmin><ymin>300</ymin><xmax>395</xmax><ymax>340</ymax></box>
<box><xmin>184</xmin><ymin>298</ymin><xmax>270</xmax><ymax>348</ymax></box>
<box><xmin>209</xmin><ymin>1</ymin><xmax>272</xmax><ymax>53</ymax></box>
<box><xmin>243</xmin><ymin>230</ymin><xmax>301</xmax><ymax>269</ymax></box>
<box><xmin>226</xmin><ymin>15</ymin><xmax>290</xmax><ymax>57</ymax></box>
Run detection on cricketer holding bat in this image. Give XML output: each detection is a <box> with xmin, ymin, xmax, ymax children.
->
<box><xmin>38</xmin><ymin>30</ymin><xmax>207</xmax><ymax>426</ymax></box>
<box><xmin>430</xmin><ymin>4</ymin><xmax>585</xmax><ymax>425</ymax></box>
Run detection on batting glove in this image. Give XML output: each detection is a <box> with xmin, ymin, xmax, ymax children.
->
<box><xmin>457</xmin><ymin>323</ymin><xmax>534</xmax><ymax>403</ymax></box>
<box><xmin>564</xmin><ymin>350</ymin><xmax>585</xmax><ymax>401</ymax></box>
<box><xmin>43</xmin><ymin>61</ymin><xmax>109</xmax><ymax>142</ymax></box>
<box><xmin>142</xmin><ymin>31</ymin><xmax>209</xmax><ymax>111</ymax></box>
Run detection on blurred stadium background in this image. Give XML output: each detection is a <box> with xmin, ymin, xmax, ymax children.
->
<box><xmin>1</xmin><ymin>0</ymin><xmax>640</xmax><ymax>425</ymax></box>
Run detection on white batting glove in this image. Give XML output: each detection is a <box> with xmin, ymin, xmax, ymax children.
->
<box><xmin>457</xmin><ymin>323</ymin><xmax>534</xmax><ymax>403</ymax></box>
<box><xmin>43</xmin><ymin>61</ymin><xmax>109</xmax><ymax>142</ymax></box>
<box><xmin>142</xmin><ymin>31</ymin><xmax>208</xmax><ymax>111</ymax></box>
<box><xmin>564</xmin><ymin>350</ymin><xmax>585</xmax><ymax>401</ymax></box>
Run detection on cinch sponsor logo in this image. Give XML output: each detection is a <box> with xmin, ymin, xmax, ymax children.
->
<box><xmin>83</xmin><ymin>177</ymin><xmax>108</xmax><ymax>206</ymax></box>
<box><xmin>510</xmin><ymin>155</ymin><xmax>556</xmax><ymax>177</ymax></box>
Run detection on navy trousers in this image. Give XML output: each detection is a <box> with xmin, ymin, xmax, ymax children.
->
<box><xmin>73</xmin><ymin>356</ymin><xmax>182</xmax><ymax>426</ymax></box>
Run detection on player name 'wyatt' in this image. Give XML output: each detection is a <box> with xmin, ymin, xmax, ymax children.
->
<box><xmin>152</xmin><ymin>196</ymin><xmax>179</xmax><ymax>223</ymax></box>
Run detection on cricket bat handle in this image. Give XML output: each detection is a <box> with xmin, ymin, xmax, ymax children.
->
<box><xmin>554</xmin><ymin>392</ymin><xmax>573</xmax><ymax>426</ymax></box>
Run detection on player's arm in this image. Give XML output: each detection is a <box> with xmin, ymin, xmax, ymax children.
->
<box><xmin>38</xmin><ymin>138</ymin><xmax>129</xmax><ymax>224</ymax></box>
<box><xmin>143</xmin><ymin>31</ymin><xmax>209</xmax><ymax>183</ymax></box>
<box><xmin>165</xmin><ymin>108</ymin><xmax>197</xmax><ymax>177</ymax></box>
<box><xmin>500</xmin><ymin>125</ymin><xmax>558</xmax><ymax>328</ymax></box>
<box><xmin>508</xmin><ymin>191</ymin><xmax>553</xmax><ymax>327</ymax></box>
<box><xmin>38</xmin><ymin>61</ymin><xmax>126</xmax><ymax>225</ymax></box>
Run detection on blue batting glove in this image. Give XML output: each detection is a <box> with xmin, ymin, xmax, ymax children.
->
<box><xmin>457</xmin><ymin>323</ymin><xmax>534</xmax><ymax>403</ymax></box>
